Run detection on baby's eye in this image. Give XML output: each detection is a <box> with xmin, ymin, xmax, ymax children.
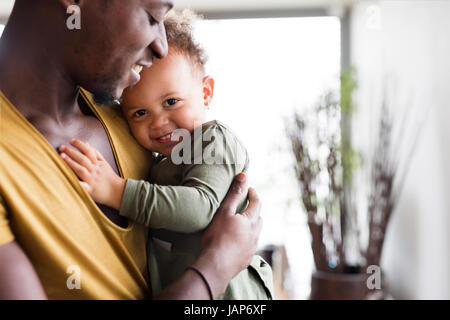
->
<box><xmin>164</xmin><ymin>98</ymin><xmax>179</xmax><ymax>107</ymax></box>
<box><xmin>133</xmin><ymin>109</ymin><xmax>148</xmax><ymax>117</ymax></box>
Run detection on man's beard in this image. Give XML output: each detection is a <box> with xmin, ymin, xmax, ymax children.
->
<box><xmin>91</xmin><ymin>76</ymin><xmax>122</xmax><ymax>106</ymax></box>
<box><xmin>92</xmin><ymin>91</ymin><xmax>120</xmax><ymax>106</ymax></box>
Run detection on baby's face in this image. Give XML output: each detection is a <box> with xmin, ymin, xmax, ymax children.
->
<box><xmin>121</xmin><ymin>52</ymin><xmax>213</xmax><ymax>157</ymax></box>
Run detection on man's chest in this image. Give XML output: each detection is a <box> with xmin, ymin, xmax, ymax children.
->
<box><xmin>27</xmin><ymin>113</ymin><xmax>128</xmax><ymax>228</ymax></box>
<box><xmin>31</xmin><ymin>114</ymin><xmax>118</xmax><ymax>174</ymax></box>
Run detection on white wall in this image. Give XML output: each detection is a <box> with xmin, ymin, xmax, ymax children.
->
<box><xmin>351</xmin><ymin>0</ymin><xmax>450</xmax><ymax>299</ymax></box>
<box><xmin>175</xmin><ymin>0</ymin><xmax>355</xmax><ymax>11</ymax></box>
<box><xmin>0</xmin><ymin>0</ymin><xmax>13</xmax><ymax>19</ymax></box>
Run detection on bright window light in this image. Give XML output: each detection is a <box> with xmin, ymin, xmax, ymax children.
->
<box><xmin>194</xmin><ymin>17</ymin><xmax>341</xmax><ymax>299</ymax></box>
<box><xmin>0</xmin><ymin>24</ymin><xmax>4</xmax><ymax>36</ymax></box>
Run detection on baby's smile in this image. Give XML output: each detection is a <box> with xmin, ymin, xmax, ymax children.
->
<box><xmin>156</xmin><ymin>132</ymin><xmax>174</xmax><ymax>143</ymax></box>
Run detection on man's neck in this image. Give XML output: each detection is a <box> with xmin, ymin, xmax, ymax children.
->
<box><xmin>0</xmin><ymin>18</ymin><xmax>81</xmax><ymax>123</ymax></box>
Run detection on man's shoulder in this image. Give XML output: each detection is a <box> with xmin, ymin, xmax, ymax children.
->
<box><xmin>0</xmin><ymin>89</ymin><xmax>23</xmax><ymax>125</ymax></box>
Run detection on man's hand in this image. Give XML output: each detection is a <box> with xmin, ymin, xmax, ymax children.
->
<box><xmin>158</xmin><ymin>173</ymin><xmax>262</xmax><ymax>299</ymax></box>
<box><xmin>59</xmin><ymin>140</ymin><xmax>126</xmax><ymax>210</ymax></box>
<box><xmin>197</xmin><ymin>172</ymin><xmax>262</xmax><ymax>295</ymax></box>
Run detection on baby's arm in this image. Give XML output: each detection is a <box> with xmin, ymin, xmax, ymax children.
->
<box><xmin>122</xmin><ymin>179</ymin><xmax>221</xmax><ymax>233</ymax></box>
<box><xmin>122</xmin><ymin>163</ymin><xmax>240</xmax><ymax>233</ymax></box>
<box><xmin>59</xmin><ymin>139</ymin><xmax>226</xmax><ymax>232</ymax></box>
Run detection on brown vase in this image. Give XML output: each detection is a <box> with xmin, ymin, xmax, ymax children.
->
<box><xmin>310</xmin><ymin>270</ymin><xmax>370</xmax><ymax>300</ymax></box>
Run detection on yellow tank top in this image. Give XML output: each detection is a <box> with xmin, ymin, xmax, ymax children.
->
<box><xmin>0</xmin><ymin>88</ymin><xmax>152</xmax><ymax>299</ymax></box>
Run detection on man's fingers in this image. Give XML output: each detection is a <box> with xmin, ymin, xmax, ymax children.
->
<box><xmin>218</xmin><ymin>173</ymin><xmax>248</xmax><ymax>216</ymax></box>
<box><xmin>241</xmin><ymin>188</ymin><xmax>261</xmax><ymax>223</ymax></box>
<box><xmin>61</xmin><ymin>153</ymin><xmax>90</xmax><ymax>181</ymax></box>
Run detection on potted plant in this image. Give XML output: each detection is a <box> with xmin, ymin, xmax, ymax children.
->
<box><xmin>286</xmin><ymin>68</ymin><xmax>416</xmax><ymax>299</ymax></box>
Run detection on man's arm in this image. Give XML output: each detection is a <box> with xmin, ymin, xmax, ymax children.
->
<box><xmin>0</xmin><ymin>241</ymin><xmax>47</xmax><ymax>300</ymax></box>
<box><xmin>157</xmin><ymin>173</ymin><xmax>262</xmax><ymax>299</ymax></box>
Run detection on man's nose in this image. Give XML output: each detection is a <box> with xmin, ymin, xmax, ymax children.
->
<box><xmin>149</xmin><ymin>23</ymin><xmax>168</xmax><ymax>59</ymax></box>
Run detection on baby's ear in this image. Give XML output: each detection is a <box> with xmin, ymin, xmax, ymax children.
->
<box><xmin>202</xmin><ymin>76</ymin><xmax>215</xmax><ymax>107</ymax></box>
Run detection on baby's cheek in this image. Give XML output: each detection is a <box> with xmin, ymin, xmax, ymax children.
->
<box><xmin>142</xmin><ymin>137</ymin><xmax>155</xmax><ymax>151</ymax></box>
<box><xmin>173</xmin><ymin>110</ymin><xmax>197</xmax><ymax>131</ymax></box>
<box><xmin>131</xmin><ymin>128</ymin><xmax>150</xmax><ymax>149</ymax></box>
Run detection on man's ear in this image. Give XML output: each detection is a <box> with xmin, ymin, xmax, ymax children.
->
<box><xmin>202</xmin><ymin>76</ymin><xmax>215</xmax><ymax>107</ymax></box>
<box><xmin>58</xmin><ymin>0</ymin><xmax>83</xmax><ymax>10</ymax></box>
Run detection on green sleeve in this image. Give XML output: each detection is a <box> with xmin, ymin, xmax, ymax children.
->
<box><xmin>119</xmin><ymin>121</ymin><xmax>249</xmax><ymax>233</ymax></box>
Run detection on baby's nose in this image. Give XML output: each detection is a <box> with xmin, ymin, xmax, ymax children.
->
<box><xmin>150</xmin><ymin>113</ymin><xmax>169</xmax><ymax>128</ymax></box>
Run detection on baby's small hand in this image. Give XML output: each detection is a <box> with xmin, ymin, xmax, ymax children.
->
<box><xmin>59</xmin><ymin>139</ymin><xmax>126</xmax><ymax>210</ymax></box>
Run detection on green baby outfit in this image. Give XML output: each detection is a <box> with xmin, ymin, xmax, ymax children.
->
<box><xmin>120</xmin><ymin>120</ymin><xmax>274</xmax><ymax>300</ymax></box>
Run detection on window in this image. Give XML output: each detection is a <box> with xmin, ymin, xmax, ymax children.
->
<box><xmin>194</xmin><ymin>17</ymin><xmax>341</xmax><ymax>299</ymax></box>
<box><xmin>0</xmin><ymin>24</ymin><xmax>4</xmax><ymax>36</ymax></box>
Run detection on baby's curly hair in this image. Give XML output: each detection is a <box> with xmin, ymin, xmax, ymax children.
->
<box><xmin>164</xmin><ymin>9</ymin><xmax>208</xmax><ymax>74</ymax></box>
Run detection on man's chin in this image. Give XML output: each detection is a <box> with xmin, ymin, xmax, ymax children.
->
<box><xmin>92</xmin><ymin>91</ymin><xmax>121</xmax><ymax>107</ymax></box>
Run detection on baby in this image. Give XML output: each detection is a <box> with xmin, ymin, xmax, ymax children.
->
<box><xmin>60</xmin><ymin>10</ymin><xmax>273</xmax><ymax>300</ymax></box>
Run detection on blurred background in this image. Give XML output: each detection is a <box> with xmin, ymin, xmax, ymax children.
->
<box><xmin>1</xmin><ymin>0</ymin><xmax>449</xmax><ymax>299</ymax></box>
